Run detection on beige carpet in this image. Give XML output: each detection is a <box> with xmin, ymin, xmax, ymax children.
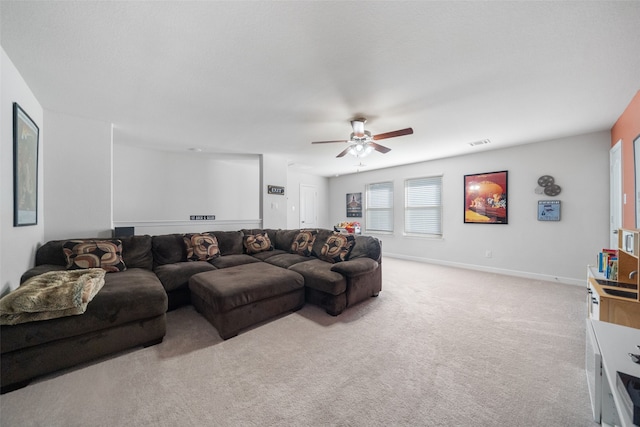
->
<box><xmin>0</xmin><ymin>258</ymin><xmax>597</xmax><ymax>426</ymax></box>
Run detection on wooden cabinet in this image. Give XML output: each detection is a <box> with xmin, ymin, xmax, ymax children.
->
<box><xmin>587</xmin><ymin>228</ymin><xmax>640</xmax><ymax>329</ymax></box>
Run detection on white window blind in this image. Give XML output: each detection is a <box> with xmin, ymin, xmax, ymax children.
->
<box><xmin>404</xmin><ymin>176</ymin><xmax>442</xmax><ymax>236</ymax></box>
<box><xmin>366</xmin><ymin>182</ymin><xmax>393</xmax><ymax>232</ymax></box>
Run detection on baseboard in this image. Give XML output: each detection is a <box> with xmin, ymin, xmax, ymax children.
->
<box><xmin>383</xmin><ymin>252</ymin><xmax>584</xmax><ymax>287</ymax></box>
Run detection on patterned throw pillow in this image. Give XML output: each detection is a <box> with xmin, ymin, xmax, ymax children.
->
<box><xmin>318</xmin><ymin>233</ymin><xmax>355</xmax><ymax>263</ymax></box>
<box><xmin>62</xmin><ymin>240</ymin><xmax>127</xmax><ymax>272</ymax></box>
<box><xmin>183</xmin><ymin>233</ymin><xmax>220</xmax><ymax>261</ymax></box>
<box><xmin>290</xmin><ymin>229</ymin><xmax>317</xmax><ymax>256</ymax></box>
<box><xmin>243</xmin><ymin>233</ymin><xmax>273</xmax><ymax>254</ymax></box>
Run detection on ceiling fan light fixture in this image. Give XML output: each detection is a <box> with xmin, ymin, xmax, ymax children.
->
<box><xmin>348</xmin><ymin>142</ymin><xmax>373</xmax><ymax>158</ymax></box>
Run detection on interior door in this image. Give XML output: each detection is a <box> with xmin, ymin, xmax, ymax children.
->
<box><xmin>610</xmin><ymin>140</ymin><xmax>622</xmax><ymax>248</ymax></box>
<box><xmin>299</xmin><ymin>184</ymin><xmax>317</xmax><ymax>229</ymax></box>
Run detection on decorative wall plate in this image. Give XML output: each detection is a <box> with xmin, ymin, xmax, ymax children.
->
<box><xmin>544</xmin><ymin>184</ymin><xmax>561</xmax><ymax>196</ymax></box>
<box><xmin>537</xmin><ymin>175</ymin><xmax>555</xmax><ymax>187</ymax></box>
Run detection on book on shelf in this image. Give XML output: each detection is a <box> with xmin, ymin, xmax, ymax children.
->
<box><xmin>598</xmin><ymin>249</ymin><xmax>618</xmax><ymax>275</ymax></box>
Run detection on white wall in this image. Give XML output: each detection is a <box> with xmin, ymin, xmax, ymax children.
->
<box><xmin>286</xmin><ymin>169</ymin><xmax>330</xmax><ymax>229</ymax></box>
<box><xmin>113</xmin><ymin>144</ymin><xmax>260</xmax><ymax>234</ymax></box>
<box><xmin>43</xmin><ymin>111</ymin><xmax>113</xmax><ymax>241</ymax></box>
<box><xmin>1</xmin><ymin>48</ymin><xmax>44</xmax><ymax>293</ymax></box>
<box><xmin>329</xmin><ymin>131</ymin><xmax>611</xmax><ymax>285</ymax></box>
<box><xmin>262</xmin><ymin>154</ymin><xmax>288</xmax><ymax>229</ymax></box>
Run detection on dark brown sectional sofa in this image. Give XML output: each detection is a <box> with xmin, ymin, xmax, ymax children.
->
<box><xmin>0</xmin><ymin>228</ymin><xmax>382</xmax><ymax>393</ymax></box>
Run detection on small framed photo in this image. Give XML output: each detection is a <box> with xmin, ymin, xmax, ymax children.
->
<box><xmin>13</xmin><ymin>103</ymin><xmax>39</xmax><ymax>227</ymax></box>
<box><xmin>538</xmin><ymin>200</ymin><xmax>560</xmax><ymax>221</ymax></box>
<box><xmin>463</xmin><ymin>170</ymin><xmax>508</xmax><ymax>224</ymax></box>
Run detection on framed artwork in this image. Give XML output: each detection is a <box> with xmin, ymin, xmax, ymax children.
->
<box><xmin>464</xmin><ymin>170</ymin><xmax>508</xmax><ymax>224</ymax></box>
<box><xmin>346</xmin><ymin>192</ymin><xmax>362</xmax><ymax>217</ymax></box>
<box><xmin>13</xmin><ymin>103</ymin><xmax>39</xmax><ymax>226</ymax></box>
<box><xmin>538</xmin><ymin>200</ymin><xmax>561</xmax><ymax>221</ymax></box>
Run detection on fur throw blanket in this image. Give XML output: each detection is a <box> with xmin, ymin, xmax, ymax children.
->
<box><xmin>0</xmin><ymin>269</ymin><xmax>106</xmax><ymax>325</ymax></box>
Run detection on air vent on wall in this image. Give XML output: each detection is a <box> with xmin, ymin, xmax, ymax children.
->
<box><xmin>468</xmin><ymin>139</ymin><xmax>491</xmax><ymax>147</ymax></box>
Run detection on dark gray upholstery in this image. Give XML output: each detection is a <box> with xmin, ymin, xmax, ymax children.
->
<box><xmin>1</xmin><ymin>228</ymin><xmax>382</xmax><ymax>393</ymax></box>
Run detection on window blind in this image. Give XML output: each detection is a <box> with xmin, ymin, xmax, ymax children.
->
<box><xmin>366</xmin><ymin>182</ymin><xmax>393</xmax><ymax>232</ymax></box>
<box><xmin>404</xmin><ymin>176</ymin><xmax>442</xmax><ymax>236</ymax></box>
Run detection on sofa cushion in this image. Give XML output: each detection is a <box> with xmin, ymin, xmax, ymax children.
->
<box><xmin>183</xmin><ymin>233</ymin><xmax>221</xmax><ymax>261</ymax></box>
<box><xmin>0</xmin><ymin>268</ymin><xmax>167</xmax><ymax>353</ymax></box>
<box><xmin>275</xmin><ymin>229</ymin><xmax>299</xmax><ymax>251</ymax></box>
<box><xmin>119</xmin><ymin>235</ymin><xmax>154</xmax><ymax>270</ymax></box>
<box><xmin>211</xmin><ymin>231</ymin><xmax>244</xmax><ymax>255</ymax></box>
<box><xmin>152</xmin><ymin>234</ymin><xmax>186</xmax><ymax>266</ymax></box>
<box><xmin>189</xmin><ymin>263</ymin><xmax>304</xmax><ymax>313</ymax></box>
<box><xmin>154</xmin><ymin>261</ymin><xmax>216</xmax><ymax>292</ymax></box>
<box><xmin>290</xmin><ymin>229</ymin><xmax>317</xmax><ymax>256</ymax></box>
<box><xmin>250</xmin><ymin>248</ymin><xmax>287</xmax><ymax>261</ymax></box>
<box><xmin>289</xmin><ymin>259</ymin><xmax>347</xmax><ymax>295</ymax></box>
<box><xmin>63</xmin><ymin>240</ymin><xmax>127</xmax><ymax>272</ymax></box>
<box><xmin>263</xmin><ymin>253</ymin><xmax>311</xmax><ymax>269</ymax></box>
<box><xmin>314</xmin><ymin>232</ymin><xmax>355</xmax><ymax>263</ymax></box>
<box><xmin>243</xmin><ymin>232</ymin><xmax>273</xmax><ymax>254</ymax></box>
<box><xmin>210</xmin><ymin>254</ymin><xmax>261</xmax><ymax>269</ymax></box>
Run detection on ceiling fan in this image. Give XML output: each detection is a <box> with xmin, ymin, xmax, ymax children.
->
<box><xmin>312</xmin><ymin>118</ymin><xmax>413</xmax><ymax>158</ymax></box>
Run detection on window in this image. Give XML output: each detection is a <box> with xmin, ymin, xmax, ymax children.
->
<box><xmin>366</xmin><ymin>182</ymin><xmax>393</xmax><ymax>232</ymax></box>
<box><xmin>404</xmin><ymin>176</ymin><xmax>442</xmax><ymax>236</ymax></box>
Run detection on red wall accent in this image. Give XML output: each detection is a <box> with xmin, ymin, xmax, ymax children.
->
<box><xmin>611</xmin><ymin>90</ymin><xmax>640</xmax><ymax>229</ymax></box>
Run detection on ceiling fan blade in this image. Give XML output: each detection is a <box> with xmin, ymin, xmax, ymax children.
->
<box><xmin>312</xmin><ymin>139</ymin><xmax>349</xmax><ymax>144</ymax></box>
<box><xmin>336</xmin><ymin>147</ymin><xmax>351</xmax><ymax>158</ymax></box>
<box><xmin>372</xmin><ymin>127</ymin><xmax>413</xmax><ymax>141</ymax></box>
<box><xmin>369</xmin><ymin>142</ymin><xmax>391</xmax><ymax>154</ymax></box>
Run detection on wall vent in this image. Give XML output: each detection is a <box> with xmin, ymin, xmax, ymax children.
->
<box><xmin>468</xmin><ymin>139</ymin><xmax>491</xmax><ymax>147</ymax></box>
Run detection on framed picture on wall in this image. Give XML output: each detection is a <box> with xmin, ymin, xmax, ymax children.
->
<box><xmin>346</xmin><ymin>192</ymin><xmax>362</xmax><ymax>217</ymax></box>
<box><xmin>463</xmin><ymin>170</ymin><xmax>508</xmax><ymax>224</ymax></box>
<box><xmin>13</xmin><ymin>103</ymin><xmax>40</xmax><ymax>227</ymax></box>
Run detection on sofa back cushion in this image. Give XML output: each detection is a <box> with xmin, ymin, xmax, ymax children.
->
<box><xmin>63</xmin><ymin>239</ymin><xmax>127</xmax><ymax>272</ymax></box>
<box><xmin>211</xmin><ymin>231</ymin><xmax>244</xmax><ymax>255</ymax></box>
<box><xmin>36</xmin><ymin>235</ymin><xmax>153</xmax><ymax>270</ymax></box>
<box><xmin>152</xmin><ymin>234</ymin><xmax>186</xmax><ymax>266</ymax></box>
<box><xmin>274</xmin><ymin>229</ymin><xmax>299</xmax><ymax>251</ymax></box>
<box><xmin>313</xmin><ymin>232</ymin><xmax>356</xmax><ymax>263</ymax></box>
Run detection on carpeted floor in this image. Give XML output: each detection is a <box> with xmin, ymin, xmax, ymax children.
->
<box><xmin>0</xmin><ymin>258</ymin><xmax>598</xmax><ymax>426</ymax></box>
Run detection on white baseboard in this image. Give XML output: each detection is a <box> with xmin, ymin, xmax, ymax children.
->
<box><xmin>383</xmin><ymin>252</ymin><xmax>585</xmax><ymax>287</ymax></box>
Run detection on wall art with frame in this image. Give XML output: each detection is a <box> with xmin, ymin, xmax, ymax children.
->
<box><xmin>346</xmin><ymin>192</ymin><xmax>362</xmax><ymax>217</ymax></box>
<box><xmin>463</xmin><ymin>170</ymin><xmax>508</xmax><ymax>224</ymax></box>
<box><xmin>13</xmin><ymin>102</ymin><xmax>39</xmax><ymax>226</ymax></box>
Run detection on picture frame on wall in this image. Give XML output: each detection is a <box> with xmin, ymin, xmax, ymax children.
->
<box><xmin>13</xmin><ymin>103</ymin><xmax>39</xmax><ymax>227</ymax></box>
<box><xmin>346</xmin><ymin>192</ymin><xmax>362</xmax><ymax>217</ymax></box>
<box><xmin>463</xmin><ymin>170</ymin><xmax>508</xmax><ymax>224</ymax></box>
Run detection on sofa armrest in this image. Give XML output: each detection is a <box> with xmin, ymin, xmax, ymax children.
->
<box><xmin>330</xmin><ymin>258</ymin><xmax>379</xmax><ymax>277</ymax></box>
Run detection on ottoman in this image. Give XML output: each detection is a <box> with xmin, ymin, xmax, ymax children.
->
<box><xmin>188</xmin><ymin>262</ymin><xmax>305</xmax><ymax>339</ymax></box>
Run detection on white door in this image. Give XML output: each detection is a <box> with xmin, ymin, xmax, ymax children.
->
<box><xmin>610</xmin><ymin>141</ymin><xmax>622</xmax><ymax>248</ymax></box>
<box><xmin>300</xmin><ymin>184</ymin><xmax>317</xmax><ymax>229</ymax></box>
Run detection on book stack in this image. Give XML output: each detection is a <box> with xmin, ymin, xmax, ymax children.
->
<box><xmin>598</xmin><ymin>249</ymin><xmax>618</xmax><ymax>280</ymax></box>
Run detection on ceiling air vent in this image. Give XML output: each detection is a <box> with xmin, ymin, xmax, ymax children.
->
<box><xmin>468</xmin><ymin>139</ymin><xmax>491</xmax><ymax>147</ymax></box>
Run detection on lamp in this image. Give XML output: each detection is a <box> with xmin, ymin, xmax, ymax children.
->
<box><xmin>347</xmin><ymin>130</ymin><xmax>374</xmax><ymax>158</ymax></box>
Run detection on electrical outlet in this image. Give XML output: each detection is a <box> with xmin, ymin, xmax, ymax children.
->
<box><xmin>485</xmin><ymin>250</ymin><xmax>492</xmax><ymax>258</ymax></box>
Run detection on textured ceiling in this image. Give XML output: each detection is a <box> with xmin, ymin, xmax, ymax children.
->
<box><xmin>2</xmin><ymin>1</ymin><xmax>639</xmax><ymax>176</ymax></box>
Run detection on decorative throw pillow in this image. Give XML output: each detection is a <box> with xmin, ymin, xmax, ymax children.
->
<box><xmin>243</xmin><ymin>233</ymin><xmax>273</xmax><ymax>254</ymax></box>
<box><xmin>317</xmin><ymin>233</ymin><xmax>356</xmax><ymax>263</ymax></box>
<box><xmin>63</xmin><ymin>240</ymin><xmax>127</xmax><ymax>272</ymax></box>
<box><xmin>290</xmin><ymin>229</ymin><xmax>317</xmax><ymax>257</ymax></box>
<box><xmin>183</xmin><ymin>233</ymin><xmax>220</xmax><ymax>261</ymax></box>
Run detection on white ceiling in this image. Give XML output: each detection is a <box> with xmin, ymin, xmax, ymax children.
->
<box><xmin>2</xmin><ymin>1</ymin><xmax>639</xmax><ymax>177</ymax></box>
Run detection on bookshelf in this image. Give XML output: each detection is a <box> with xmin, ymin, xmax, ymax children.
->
<box><xmin>587</xmin><ymin>229</ymin><xmax>640</xmax><ymax>329</ymax></box>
